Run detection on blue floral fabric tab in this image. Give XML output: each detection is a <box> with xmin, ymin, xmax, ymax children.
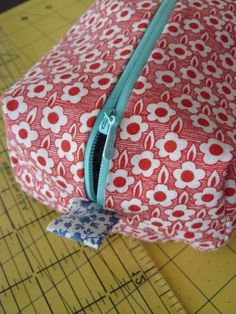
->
<box><xmin>46</xmin><ymin>199</ymin><xmax>119</xmax><ymax>249</ymax></box>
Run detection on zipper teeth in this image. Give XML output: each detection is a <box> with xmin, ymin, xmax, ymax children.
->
<box><xmin>96</xmin><ymin>0</ymin><xmax>177</xmax><ymax>206</ymax></box>
<box><xmin>85</xmin><ymin>0</ymin><xmax>176</xmax><ymax>205</ymax></box>
<box><xmin>88</xmin><ymin>133</ymin><xmax>99</xmax><ymax>201</ymax></box>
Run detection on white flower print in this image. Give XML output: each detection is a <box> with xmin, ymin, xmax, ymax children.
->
<box><xmin>47</xmin><ymin>57</ymin><xmax>67</xmax><ymax>67</ymax></box>
<box><xmin>189</xmin><ymin>39</ymin><xmax>211</xmax><ymax>57</ymax></box>
<box><xmin>224</xmin><ymin>179</ymin><xmax>236</xmax><ymax>205</ymax></box>
<box><xmin>134</xmin><ymin>76</ymin><xmax>152</xmax><ymax>95</ymax></box>
<box><xmin>9</xmin><ymin>150</ymin><xmax>19</xmax><ymax>167</ymax></box>
<box><xmin>106</xmin><ymin>1</ymin><xmax>124</xmax><ymax>15</ymax></box>
<box><xmin>52</xmin><ymin>175</ymin><xmax>74</xmax><ymax>197</ymax></box>
<box><xmin>132</xmin><ymin>19</ymin><xmax>149</xmax><ymax>32</ymax></box>
<box><xmin>41</xmin><ymin>184</ymin><xmax>57</xmax><ymax>202</ymax></box>
<box><xmin>190</xmin><ymin>241</ymin><xmax>215</xmax><ymax>250</ymax></box>
<box><xmin>79</xmin><ymin>109</ymin><xmax>99</xmax><ymax>133</ymax></box>
<box><xmin>163</xmin><ymin>22</ymin><xmax>184</xmax><ymax>37</ymax></box>
<box><xmin>147</xmin><ymin>102</ymin><xmax>176</xmax><ymax>123</ymax></box>
<box><xmin>202</xmin><ymin>60</ymin><xmax>223</xmax><ymax>78</ymax></box>
<box><xmin>44</xmin><ymin>48</ymin><xmax>64</xmax><ymax>60</ymax></box>
<box><xmin>215</xmin><ymin>31</ymin><xmax>234</xmax><ymax>49</ymax></box>
<box><xmin>91</xmin><ymin>73</ymin><xmax>117</xmax><ymax>90</ymax></box>
<box><xmin>131</xmin><ymin>151</ymin><xmax>160</xmax><ymax>177</ymax></box>
<box><xmin>139</xmin><ymin>218</ymin><xmax>172</xmax><ymax>231</ymax></box>
<box><xmin>2</xmin><ymin>95</ymin><xmax>27</xmax><ymax>120</ymax></box>
<box><xmin>150</xmin><ymin>48</ymin><xmax>170</xmax><ymax>64</ymax></box>
<box><xmin>188</xmin><ymin>0</ymin><xmax>207</xmax><ymax>10</ymax></box>
<box><xmin>53</xmin><ymin>71</ymin><xmax>79</xmax><ymax>84</ymax></box>
<box><xmin>55</xmin><ymin>133</ymin><xmax>78</xmax><ymax>162</ymax></box>
<box><xmin>136</xmin><ymin>1</ymin><xmax>156</xmax><ymax>10</ymax></box>
<box><xmin>221</xmin><ymin>10</ymin><xmax>236</xmax><ymax>23</ymax></box>
<box><xmin>70</xmin><ymin>162</ymin><xmax>84</xmax><ymax>183</ymax></box>
<box><xmin>227</xmin><ymin>129</ymin><xmax>236</xmax><ymax>145</ymax></box>
<box><xmin>155</xmin><ymin>70</ymin><xmax>180</xmax><ymax>88</ymax></box>
<box><xmin>24</xmin><ymin>66</ymin><xmax>43</xmax><ymax>81</ymax></box>
<box><xmin>107</xmin><ymin>34</ymin><xmax>129</xmax><ymax>49</ymax></box>
<box><xmin>204</xmin><ymin>15</ymin><xmax>225</xmax><ymax>30</ymax></box>
<box><xmin>180</xmin><ymin>66</ymin><xmax>204</xmax><ymax>85</ymax></box>
<box><xmin>79</xmin><ymin>49</ymin><xmax>102</xmax><ymax>62</ymax></box>
<box><xmin>165</xmin><ymin>205</ymin><xmax>195</xmax><ymax>222</ymax></box>
<box><xmin>120</xmin><ymin>115</ymin><xmax>148</xmax><ymax>142</ymax></box>
<box><xmin>12</xmin><ymin>121</ymin><xmax>38</xmax><ymax>148</ymax></box>
<box><xmin>200</xmin><ymin>138</ymin><xmax>234</xmax><ymax>165</ymax></box>
<box><xmin>195</xmin><ymin>87</ymin><xmax>219</xmax><ymax>106</ymax></box>
<box><xmin>121</xmin><ymin>198</ymin><xmax>148</xmax><ymax>214</ymax></box>
<box><xmin>155</xmin><ymin>132</ymin><xmax>188</xmax><ymax>161</ymax></box>
<box><xmin>116</xmin><ymin>8</ymin><xmax>135</xmax><ymax>22</ymax></box>
<box><xmin>173</xmin><ymin>94</ymin><xmax>200</xmax><ymax>113</ymax></box>
<box><xmin>208</xmin><ymin>0</ymin><xmax>226</xmax><ymax>9</ymax></box>
<box><xmin>84</xmin><ymin>60</ymin><xmax>108</xmax><ymax>73</ymax></box>
<box><xmin>9</xmin><ymin>139</ymin><xmax>24</xmax><ymax>158</ymax></box>
<box><xmin>190</xmin><ymin>113</ymin><xmax>217</xmax><ymax>133</ymax></box>
<box><xmin>107</xmin><ymin>169</ymin><xmax>134</xmax><ymax>193</ymax></box>
<box><xmin>193</xmin><ymin>187</ymin><xmax>223</xmax><ymax>208</ymax></box>
<box><xmin>21</xmin><ymin>169</ymin><xmax>34</xmax><ymax>188</ymax></box>
<box><xmin>31</xmin><ymin>148</ymin><xmax>54</xmax><ymax>174</ymax></box>
<box><xmin>186</xmin><ymin>218</ymin><xmax>210</xmax><ymax>232</ymax></box>
<box><xmin>84</xmin><ymin>12</ymin><xmax>99</xmax><ymax>28</ymax></box>
<box><xmin>184</xmin><ymin>18</ymin><xmax>204</xmax><ymax>33</ymax></box>
<box><xmin>225</xmin><ymin>221</ymin><xmax>234</xmax><ymax>236</ymax></box>
<box><xmin>213</xmin><ymin>107</ymin><xmax>235</xmax><ymax>127</ymax></box>
<box><xmin>146</xmin><ymin>184</ymin><xmax>177</xmax><ymax>207</ymax></box>
<box><xmin>41</xmin><ymin>106</ymin><xmax>68</xmax><ymax>134</ymax></box>
<box><xmin>61</xmin><ymin>82</ymin><xmax>88</xmax><ymax>104</ymax></box>
<box><xmin>114</xmin><ymin>45</ymin><xmax>134</xmax><ymax>60</ymax></box>
<box><xmin>99</xmin><ymin>25</ymin><xmax>121</xmax><ymax>40</ymax></box>
<box><xmin>219</xmin><ymin>53</ymin><xmax>236</xmax><ymax>71</ymax></box>
<box><xmin>169</xmin><ymin>43</ymin><xmax>192</xmax><ymax>60</ymax></box>
<box><xmin>70</xmin><ymin>36</ymin><xmax>93</xmax><ymax>49</ymax></box>
<box><xmin>216</xmin><ymin>82</ymin><xmax>236</xmax><ymax>101</ymax></box>
<box><xmin>51</xmin><ymin>63</ymin><xmax>73</xmax><ymax>74</ymax></box>
<box><xmin>91</xmin><ymin>17</ymin><xmax>108</xmax><ymax>32</ymax></box>
<box><xmin>27</xmin><ymin>80</ymin><xmax>53</xmax><ymax>99</ymax></box>
<box><xmin>173</xmin><ymin>161</ymin><xmax>205</xmax><ymax>189</ymax></box>
<box><xmin>175</xmin><ymin>230</ymin><xmax>202</xmax><ymax>241</ymax></box>
<box><xmin>27</xmin><ymin>160</ymin><xmax>44</xmax><ymax>182</ymax></box>
<box><xmin>229</xmin><ymin>103</ymin><xmax>236</xmax><ymax>117</ymax></box>
<box><xmin>207</xmin><ymin>228</ymin><xmax>227</xmax><ymax>241</ymax></box>
<box><xmin>208</xmin><ymin>205</ymin><xmax>225</xmax><ymax>219</ymax></box>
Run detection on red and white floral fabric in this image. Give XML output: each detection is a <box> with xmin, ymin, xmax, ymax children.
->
<box><xmin>1</xmin><ymin>0</ymin><xmax>236</xmax><ymax>250</ymax></box>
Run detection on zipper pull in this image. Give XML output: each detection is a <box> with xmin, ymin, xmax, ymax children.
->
<box><xmin>99</xmin><ymin>112</ymin><xmax>119</xmax><ymax>160</ymax></box>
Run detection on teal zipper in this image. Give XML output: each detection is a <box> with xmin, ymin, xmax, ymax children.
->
<box><xmin>84</xmin><ymin>0</ymin><xmax>176</xmax><ymax>205</ymax></box>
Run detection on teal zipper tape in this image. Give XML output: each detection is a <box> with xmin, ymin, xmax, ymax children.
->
<box><xmin>84</xmin><ymin>0</ymin><xmax>176</xmax><ymax>205</ymax></box>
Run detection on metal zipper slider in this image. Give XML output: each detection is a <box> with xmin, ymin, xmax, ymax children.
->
<box><xmin>99</xmin><ymin>112</ymin><xmax>119</xmax><ymax>160</ymax></box>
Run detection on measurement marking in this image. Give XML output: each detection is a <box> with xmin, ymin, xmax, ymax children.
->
<box><xmin>122</xmin><ymin>238</ymin><xmax>172</xmax><ymax>314</ymax></box>
<box><xmin>108</xmin><ymin>296</ymin><xmax>119</xmax><ymax>314</ymax></box>
<box><xmin>74</xmin><ymin>295</ymin><xmax>106</xmax><ymax>313</ymax></box>
<box><xmin>83</xmin><ymin>251</ymin><xmax>107</xmax><ymax>293</ymax></box>
<box><xmin>35</xmin><ymin>277</ymin><xmax>53</xmax><ymax>314</ymax></box>
<box><xmin>98</xmin><ymin>246</ymin><xmax>151</xmax><ymax>314</ymax></box>
<box><xmin>171</xmin><ymin>301</ymin><xmax>180</xmax><ymax>308</ymax></box>
<box><xmin>159</xmin><ymin>289</ymin><xmax>171</xmax><ymax>298</ymax></box>
<box><xmin>0</xmin><ymin>273</ymin><xmax>32</xmax><ymax>294</ymax></box>
<box><xmin>110</xmin><ymin>279</ymin><xmax>133</xmax><ymax>294</ymax></box>
<box><xmin>0</xmin><ymin>195</ymin><xmax>15</xmax><ymax>229</ymax></box>
<box><xmin>17</xmin><ymin>232</ymin><xmax>73</xmax><ymax>314</ymax></box>
<box><xmin>37</xmin><ymin>248</ymin><xmax>81</xmax><ymax>273</ymax></box>
<box><xmin>0</xmin><ymin>232</ymin><xmax>13</xmax><ymax>241</ymax></box>
<box><xmin>0</xmin><ymin>2</ymin><xmax>190</xmax><ymax>313</ymax></box>
<box><xmin>0</xmin><ymin>298</ymin><xmax>7</xmax><ymax>314</ymax></box>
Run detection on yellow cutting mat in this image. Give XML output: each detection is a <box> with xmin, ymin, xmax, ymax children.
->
<box><xmin>0</xmin><ymin>1</ymin><xmax>235</xmax><ymax>313</ymax></box>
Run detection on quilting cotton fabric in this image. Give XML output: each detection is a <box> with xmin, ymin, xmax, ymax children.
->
<box><xmin>1</xmin><ymin>0</ymin><xmax>236</xmax><ymax>251</ymax></box>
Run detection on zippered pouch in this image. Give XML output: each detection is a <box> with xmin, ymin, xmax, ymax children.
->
<box><xmin>1</xmin><ymin>0</ymin><xmax>236</xmax><ymax>251</ymax></box>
